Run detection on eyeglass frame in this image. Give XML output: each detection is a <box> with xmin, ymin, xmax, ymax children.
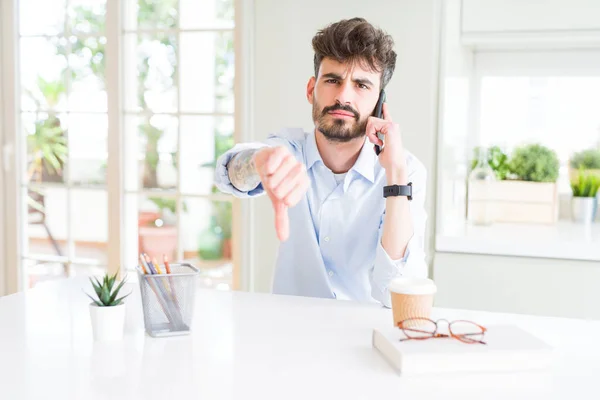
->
<box><xmin>397</xmin><ymin>317</ymin><xmax>487</xmax><ymax>345</ymax></box>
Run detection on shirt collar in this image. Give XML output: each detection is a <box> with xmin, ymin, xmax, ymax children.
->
<box><xmin>350</xmin><ymin>137</ymin><xmax>376</xmax><ymax>183</ymax></box>
<box><xmin>305</xmin><ymin>131</ymin><xmax>376</xmax><ymax>184</ymax></box>
<box><xmin>305</xmin><ymin>130</ymin><xmax>322</xmax><ymax>171</ymax></box>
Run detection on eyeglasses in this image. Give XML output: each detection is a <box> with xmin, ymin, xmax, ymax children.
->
<box><xmin>397</xmin><ymin>318</ymin><xmax>487</xmax><ymax>345</ymax></box>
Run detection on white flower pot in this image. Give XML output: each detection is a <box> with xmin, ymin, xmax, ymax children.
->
<box><xmin>571</xmin><ymin>197</ymin><xmax>598</xmax><ymax>224</ymax></box>
<box><xmin>89</xmin><ymin>303</ymin><xmax>126</xmax><ymax>341</ymax></box>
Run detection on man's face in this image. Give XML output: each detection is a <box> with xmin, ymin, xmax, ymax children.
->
<box><xmin>307</xmin><ymin>57</ymin><xmax>381</xmax><ymax>142</ymax></box>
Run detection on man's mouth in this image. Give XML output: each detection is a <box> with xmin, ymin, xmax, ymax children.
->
<box><xmin>328</xmin><ymin>110</ymin><xmax>355</xmax><ymax>118</ymax></box>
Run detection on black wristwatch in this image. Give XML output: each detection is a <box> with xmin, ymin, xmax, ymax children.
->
<box><xmin>383</xmin><ymin>182</ymin><xmax>412</xmax><ymax>200</ymax></box>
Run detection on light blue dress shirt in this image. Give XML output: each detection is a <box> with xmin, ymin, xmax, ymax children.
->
<box><xmin>214</xmin><ymin>128</ymin><xmax>428</xmax><ymax>307</ymax></box>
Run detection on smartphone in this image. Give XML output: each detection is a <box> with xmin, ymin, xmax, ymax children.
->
<box><xmin>373</xmin><ymin>90</ymin><xmax>386</xmax><ymax>155</ymax></box>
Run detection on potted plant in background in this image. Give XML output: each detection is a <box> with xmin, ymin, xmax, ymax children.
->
<box><xmin>214</xmin><ymin>198</ymin><xmax>232</xmax><ymax>259</ymax></box>
<box><xmin>509</xmin><ymin>143</ymin><xmax>560</xmax><ymax>183</ymax></box>
<box><xmin>570</xmin><ymin>169</ymin><xmax>600</xmax><ymax>223</ymax></box>
<box><xmin>197</xmin><ymin>186</ymin><xmax>233</xmax><ymax>261</ymax></box>
<box><xmin>138</xmin><ymin>198</ymin><xmax>187</xmax><ymax>261</ymax></box>
<box><xmin>504</xmin><ymin>143</ymin><xmax>560</xmax><ymax>224</ymax></box>
<box><xmin>467</xmin><ymin>146</ymin><xmax>499</xmax><ymax>225</ymax></box>
<box><xmin>25</xmin><ymin>85</ymin><xmax>69</xmax><ymax>278</ymax></box>
<box><xmin>27</xmin><ymin>116</ymin><xmax>67</xmax><ymax>184</ymax></box>
<box><xmin>569</xmin><ymin>148</ymin><xmax>600</xmax><ymax>181</ymax></box>
<box><xmin>86</xmin><ymin>272</ymin><xmax>130</xmax><ymax>341</ymax></box>
<box><xmin>197</xmin><ymin>129</ymin><xmax>235</xmax><ymax>262</ymax></box>
<box><xmin>469</xmin><ymin>145</ymin><xmax>511</xmax><ymax>180</ymax></box>
<box><xmin>569</xmin><ymin>148</ymin><xmax>600</xmax><ymax>222</ymax></box>
<box><xmin>467</xmin><ymin>143</ymin><xmax>560</xmax><ymax>224</ymax></box>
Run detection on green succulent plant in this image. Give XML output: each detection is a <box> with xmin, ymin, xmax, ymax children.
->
<box><xmin>571</xmin><ymin>169</ymin><xmax>600</xmax><ymax>198</ymax></box>
<box><xmin>87</xmin><ymin>272</ymin><xmax>130</xmax><ymax>307</ymax></box>
<box><xmin>570</xmin><ymin>148</ymin><xmax>600</xmax><ymax>170</ymax></box>
<box><xmin>509</xmin><ymin>144</ymin><xmax>560</xmax><ymax>183</ymax></box>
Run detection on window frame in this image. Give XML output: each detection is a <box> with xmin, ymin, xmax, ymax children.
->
<box><xmin>0</xmin><ymin>0</ymin><xmax>251</xmax><ymax>294</ymax></box>
<box><xmin>1</xmin><ymin>0</ymin><xmax>22</xmax><ymax>295</ymax></box>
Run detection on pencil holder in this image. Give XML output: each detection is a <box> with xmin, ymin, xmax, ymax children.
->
<box><xmin>137</xmin><ymin>263</ymin><xmax>199</xmax><ymax>337</ymax></box>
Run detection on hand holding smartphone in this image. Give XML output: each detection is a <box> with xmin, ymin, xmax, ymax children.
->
<box><xmin>373</xmin><ymin>90</ymin><xmax>386</xmax><ymax>155</ymax></box>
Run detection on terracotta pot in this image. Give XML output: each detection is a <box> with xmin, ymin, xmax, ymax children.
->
<box><xmin>138</xmin><ymin>211</ymin><xmax>160</xmax><ymax>227</ymax></box>
<box><xmin>222</xmin><ymin>238</ymin><xmax>232</xmax><ymax>259</ymax></box>
<box><xmin>139</xmin><ymin>225</ymin><xmax>177</xmax><ymax>260</ymax></box>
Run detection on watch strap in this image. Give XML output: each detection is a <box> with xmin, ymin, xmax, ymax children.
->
<box><xmin>383</xmin><ymin>182</ymin><xmax>412</xmax><ymax>200</ymax></box>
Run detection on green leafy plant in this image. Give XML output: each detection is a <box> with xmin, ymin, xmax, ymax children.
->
<box><xmin>197</xmin><ymin>129</ymin><xmax>234</xmax><ymax>260</ymax></box>
<box><xmin>209</xmin><ymin>133</ymin><xmax>234</xmax><ymax>240</ymax></box>
<box><xmin>571</xmin><ymin>169</ymin><xmax>600</xmax><ymax>197</ymax></box>
<box><xmin>145</xmin><ymin>197</ymin><xmax>188</xmax><ymax>227</ymax></box>
<box><xmin>509</xmin><ymin>144</ymin><xmax>559</xmax><ymax>182</ymax></box>
<box><xmin>211</xmin><ymin>185</ymin><xmax>232</xmax><ymax>240</ymax></box>
<box><xmin>35</xmin><ymin>76</ymin><xmax>66</xmax><ymax>108</ymax></box>
<box><xmin>86</xmin><ymin>272</ymin><xmax>130</xmax><ymax>307</ymax></box>
<box><xmin>471</xmin><ymin>146</ymin><xmax>511</xmax><ymax>180</ymax></box>
<box><xmin>147</xmin><ymin>197</ymin><xmax>188</xmax><ymax>215</ymax></box>
<box><xmin>25</xmin><ymin>75</ymin><xmax>68</xmax><ymax>184</ymax></box>
<box><xmin>27</xmin><ymin>116</ymin><xmax>68</xmax><ymax>181</ymax></box>
<box><xmin>570</xmin><ymin>148</ymin><xmax>600</xmax><ymax>170</ymax></box>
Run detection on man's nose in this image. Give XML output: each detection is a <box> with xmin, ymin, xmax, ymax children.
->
<box><xmin>334</xmin><ymin>81</ymin><xmax>355</xmax><ymax>105</ymax></box>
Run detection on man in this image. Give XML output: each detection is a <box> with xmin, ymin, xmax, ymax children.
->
<box><xmin>214</xmin><ymin>17</ymin><xmax>427</xmax><ymax>308</ymax></box>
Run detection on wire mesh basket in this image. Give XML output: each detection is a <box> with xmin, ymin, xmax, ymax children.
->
<box><xmin>137</xmin><ymin>263</ymin><xmax>200</xmax><ymax>337</ymax></box>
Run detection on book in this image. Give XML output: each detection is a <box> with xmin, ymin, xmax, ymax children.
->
<box><xmin>372</xmin><ymin>324</ymin><xmax>554</xmax><ymax>375</ymax></box>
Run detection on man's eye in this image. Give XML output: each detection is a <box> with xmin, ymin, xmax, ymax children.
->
<box><xmin>358</xmin><ymin>84</ymin><xmax>368</xmax><ymax>90</ymax></box>
<box><xmin>326</xmin><ymin>79</ymin><xmax>339</xmax><ymax>84</ymax></box>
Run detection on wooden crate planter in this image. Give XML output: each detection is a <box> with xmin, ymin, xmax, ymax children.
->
<box><xmin>468</xmin><ymin>180</ymin><xmax>558</xmax><ymax>224</ymax></box>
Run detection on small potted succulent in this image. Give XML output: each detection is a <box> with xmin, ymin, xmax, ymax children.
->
<box><xmin>571</xmin><ymin>169</ymin><xmax>600</xmax><ymax>224</ymax></box>
<box><xmin>86</xmin><ymin>272</ymin><xmax>130</xmax><ymax>341</ymax></box>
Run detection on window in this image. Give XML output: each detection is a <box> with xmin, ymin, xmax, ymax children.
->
<box><xmin>435</xmin><ymin>48</ymin><xmax>600</xmax><ymax>258</ymax></box>
<box><xmin>121</xmin><ymin>0</ymin><xmax>235</xmax><ymax>290</ymax></box>
<box><xmin>9</xmin><ymin>0</ymin><xmax>236</xmax><ymax>290</ymax></box>
<box><xmin>19</xmin><ymin>0</ymin><xmax>109</xmax><ymax>287</ymax></box>
<box><xmin>475</xmin><ymin>51</ymin><xmax>600</xmax><ymax>193</ymax></box>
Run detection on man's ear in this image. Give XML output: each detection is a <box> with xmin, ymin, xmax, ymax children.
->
<box><xmin>306</xmin><ymin>76</ymin><xmax>316</xmax><ymax>105</ymax></box>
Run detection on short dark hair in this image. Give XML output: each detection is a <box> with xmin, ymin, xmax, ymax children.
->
<box><xmin>311</xmin><ymin>17</ymin><xmax>397</xmax><ymax>89</ymax></box>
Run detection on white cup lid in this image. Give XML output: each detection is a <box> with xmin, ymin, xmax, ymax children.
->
<box><xmin>389</xmin><ymin>277</ymin><xmax>437</xmax><ymax>295</ymax></box>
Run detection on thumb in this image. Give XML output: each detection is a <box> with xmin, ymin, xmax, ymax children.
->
<box><xmin>273</xmin><ymin>200</ymin><xmax>289</xmax><ymax>242</ymax></box>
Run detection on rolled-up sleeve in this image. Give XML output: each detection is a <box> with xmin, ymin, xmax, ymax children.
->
<box><xmin>370</xmin><ymin>162</ymin><xmax>428</xmax><ymax>308</ymax></box>
<box><xmin>214</xmin><ymin>132</ymin><xmax>303</xmax><ymax>198</ymax></box>
<box><xmin>214</xmin><ymin>142</ymin><xmax>268</xmax><ymax>198</ymax></box>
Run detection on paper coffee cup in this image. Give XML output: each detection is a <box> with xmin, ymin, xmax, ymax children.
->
<box><xmin>389</xmin><ymin>277</ymin><xmax>437</xmax><ymax>327</ymax></box>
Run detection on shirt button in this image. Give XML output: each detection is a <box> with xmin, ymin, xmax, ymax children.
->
<box><xmin>328</xmin><ymin>270</ymin><xmax>334</xmax><ymax>277</ymax></box>
<box><xmin>324</xmin><ymin>236</ymin><xmax>330</xmax><ymax>242</ymax></box>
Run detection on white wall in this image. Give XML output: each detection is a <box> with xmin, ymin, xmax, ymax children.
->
<box><xmin>434</xmin><ymin>252</ymin><xmax>600</xmax><ymax>319</ymax></box>
<box><xmin>0</xmin><ymin>1</ymin><xmax>5</xmax><ymax>296</ymax></box>
<box><xmin>461</xmin><ymin>0</ymin><xmax>600</xmax><ymax>33</ymax></box>
<box><xmin>247</xmin><ymin>0</ymin><xmax>442</xmax><ymax>292</ymax></box>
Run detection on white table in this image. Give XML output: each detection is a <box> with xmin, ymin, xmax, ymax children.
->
<box><xmin>1</xmin><ymin>277</ymin><xmax>599</xmax><ymax>400</ymax></box>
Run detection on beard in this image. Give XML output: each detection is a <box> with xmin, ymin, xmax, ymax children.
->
<box><xmin>312</xmin><ymin>100</ymin><xmax>368</xmax><ymax>143</ymax></box>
